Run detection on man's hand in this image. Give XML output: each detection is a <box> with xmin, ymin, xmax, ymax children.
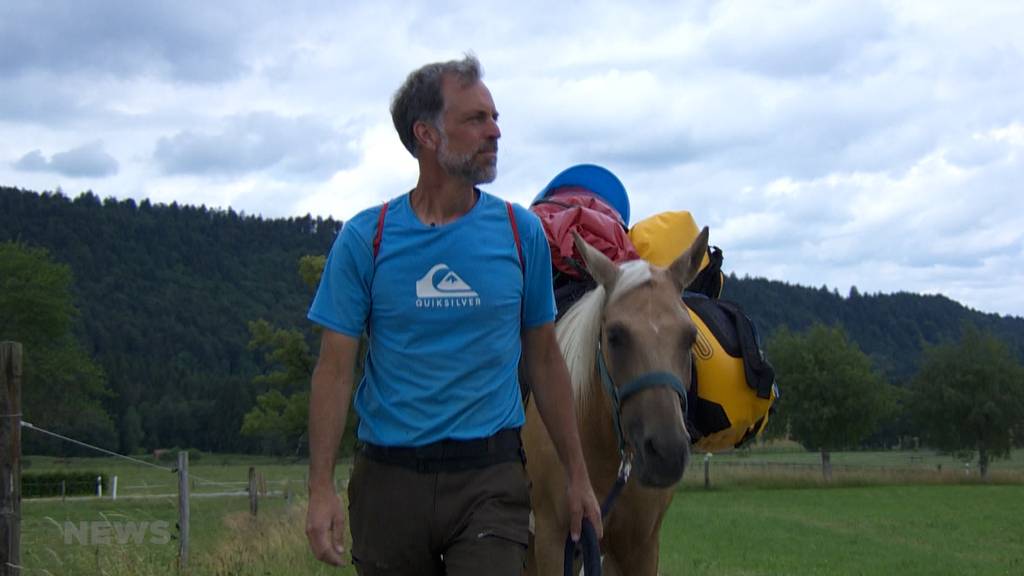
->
<box><xmin>306</xmin><ymin>487</ymin><xmax>348</xmax><ymax>566</ymax></box>
<box><xmin>306</xmin><ymin>330</ymin><xmax>358</xmax><ymax>566</ymax></box>
<box><xmin>566</xmin><ymin>466</ymin><xmax>603</xmax><ymax>543</ymax></box>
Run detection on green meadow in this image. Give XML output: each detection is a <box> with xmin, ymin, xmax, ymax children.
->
<box><xmin>663</xmin><ymin>484</ymin><xmax>1024</xmax><ymax>576</ymax></box>
<box><xmin>16</xmin><ymin>450</ymin><xmax>1024</xmax><ymax>575</ymax></box>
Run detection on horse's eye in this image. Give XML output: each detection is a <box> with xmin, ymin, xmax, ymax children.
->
<box><xmin>607</xmin><ymin>325</ymin><xmax>630</xmax><ymax>348</ymax></box>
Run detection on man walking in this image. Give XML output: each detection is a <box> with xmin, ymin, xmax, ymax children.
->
<box><xmin>305</xmin><ymin>55</ymin><xmax>601</xmax><ymax>574</ymax></box>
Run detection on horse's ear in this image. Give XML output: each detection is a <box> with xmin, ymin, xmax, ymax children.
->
<box><xmin>669</xmin><ymin>226</ymin><xmax>710</xmax><ymax>291</ymax></box>
<box><xmin>573</xmin><ymin>231</ymin><xmax>620</xmax><ymax>289</ymax></box>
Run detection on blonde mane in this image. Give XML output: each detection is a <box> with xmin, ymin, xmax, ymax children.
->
<box><xmin>555</xmin><ymin>260</ymin><xmax>653</xmax><ymax>417</ymax></box>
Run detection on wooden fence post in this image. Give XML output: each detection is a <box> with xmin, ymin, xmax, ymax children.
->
<box><xmin>248</xmin><ymin>467</ymin><xmax>258</xmax><ymax>517</ymax></box>
<box><xmin>1</xmin><ymin>342</ymin><xmax>23</xmax><ymax>576</ymax></box>
<box><xmin>704</xmin><ymin>453</ymin><xmax>712</xmax><ymax>490</ymax></box>
<box><xmin>177</xmin><ymin>451</ymin><xmax>190</xmax><ymax>575</ymax></box>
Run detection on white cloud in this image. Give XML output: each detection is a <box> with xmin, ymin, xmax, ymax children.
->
<box><xmin>12</xmin><ymin>141</ymin><xmax>119</xmax><ymax>178</ymax></box>
<box><xmin>0</xmin><ymin>0</ymin><xmax>1022</xmax><ymax>316</ymax></box>
<box><xmin>0</xmin><ymin>1</ymin><xmax>255</xmax><ymax>82</ymax></box>
<box><xmin>720</xmin><ymin>124</ymin><xmax>1024</xmax><ymax>314</ymax></box>
<box><xmin>701</xmin><ymin>0</ymin><xmax>892</xmax><ymax>77</ymax></box>
<box><xmin>292</xmin><ymin>121</ymin><xmax>418</xmax><ymax>219</ymax></box>
<box><xmin>153</xmin><ymin>112</ymin><xmax>358</xmax><ymax>180</ymax></box>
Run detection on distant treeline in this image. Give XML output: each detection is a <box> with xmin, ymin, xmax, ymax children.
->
<box><xmin>2</xmin><ymin>186</ymin><xmax>1022</xmax><ymax>454</ymax></box>
<box><xmin>1</xmin><ymin>186</ymin><xmax>339</xmax><ymax>454</ymax></box>
<box><xmin>725</xmin><ymin>276</ymin><xmax>1024</xmax><ymax>381</ymax></box>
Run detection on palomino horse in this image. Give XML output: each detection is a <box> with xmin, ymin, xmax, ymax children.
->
<box><xmin>524</xmin><ymin>228</ymin><xmax>709</xmax><ymax>575</ymax></box>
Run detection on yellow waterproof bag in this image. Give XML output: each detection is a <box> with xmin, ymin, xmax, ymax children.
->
<box><xmin>631</xmin><ymin>210</ymin><xmax>777</xmax><ymax>451</ymax></box>
<box><xmin>630</xmin><ymin>211</ymin><xmax>724</xmax><ymax>298</ymax></box>
<box><xmin>684</xmin><ymin>295</ymin><xmax>778</xmax><ymax>452</ymax></box>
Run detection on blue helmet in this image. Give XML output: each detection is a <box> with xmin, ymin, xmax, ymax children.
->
<box><xmin>533</xmin><ymin>164</ymin><xmax>631</xmax><ymax>226</ymax></box>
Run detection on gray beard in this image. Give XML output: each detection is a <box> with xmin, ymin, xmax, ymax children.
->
<box><xmin>438</xmin><ymin>139</ymin><xmax>497</xmax><ymax>185</ymax></box>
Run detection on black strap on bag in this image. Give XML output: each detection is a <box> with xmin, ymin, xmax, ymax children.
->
<box><xmin>685</xmin><ymin>245</ymin><xmax>724</xmax><ymax>298</ymax></box>
<box><xmin>716</xmin><ymin>300</ymin><xmax>774</xmax><ymax>400</ymax></box>
<box><xmin>682</xmin><ymin>294</ymin><xmax>775</xmax><ymax>400</ymax></box>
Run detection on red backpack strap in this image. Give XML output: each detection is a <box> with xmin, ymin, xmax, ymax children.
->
<box><xmin>505</xmin><ymin>201</ymin><xmax>524</xmax><ymax>274</ymax></box>
<box><xmin>372</xmin><ymin>201</ymin><xmax>389</xmax><ymax>261</ymax></box>
<box><xmin>376</xmin><ymin>199</ymin><xmax>519</xmax><ymax>271</ymax></box>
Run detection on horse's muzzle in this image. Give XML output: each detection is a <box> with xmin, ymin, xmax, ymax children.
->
<box><xmin>631</xmin><ymin>426</ymin><xmax>690</xmax><ymax>488</ymax></box>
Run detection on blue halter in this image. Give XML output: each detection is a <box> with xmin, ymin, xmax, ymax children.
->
<box><xmin>595</xmin><ymin>338</ymin><xmax>689</xmax><ymax>457</ymax></box>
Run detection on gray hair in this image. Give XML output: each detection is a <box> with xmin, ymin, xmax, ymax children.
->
<box><xmin>390</xmin><ymin>55</ymin><xmax>483</xmax><ymax>157</ymax></box>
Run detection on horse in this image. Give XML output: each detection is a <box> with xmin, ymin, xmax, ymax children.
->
<box><xmin>523</xmin><ymin>227</ymin><xmax>710</xmax><ymax>575</ymax></box>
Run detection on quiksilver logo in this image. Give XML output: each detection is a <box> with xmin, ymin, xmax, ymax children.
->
<box><xmin>415</xmin><ymin>264</ymin><xmax>481</xmax><ymax>308</ymax></box>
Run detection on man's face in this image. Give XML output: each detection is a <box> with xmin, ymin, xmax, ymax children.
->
<box><xmin>435</xmin><ymin>77</ymin><xmax>500</xmax><ymax>184</ymax></box>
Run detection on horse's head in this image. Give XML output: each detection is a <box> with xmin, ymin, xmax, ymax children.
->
<box><xmin>573</xmin><ymin>227</ymin><xmax>709</xmax><ymax>488</ymax></box>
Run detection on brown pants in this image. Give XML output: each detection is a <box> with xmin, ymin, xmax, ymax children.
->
<box><xmin>348</xmin><ymin>451</ymin><xmax>531</xmax><ymax>575</ymax></box>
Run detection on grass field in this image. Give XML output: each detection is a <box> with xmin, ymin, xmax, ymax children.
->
<box><xmin>662</xmin><ymin>484</ymin><xmax>1024</xmax><ymax>575</ymax></box>
<box><xmin>19</xmin><ymin>454</ymin><xmax>347</xmax><ymax>575</ymax></box>
<box><xmin>15</xmin><ymin>450</ymin><xmax>1024</xmax><ymax>574</ymax></box>
<box><xmin>21</xmin><ymin>496</ymin><xmax>285</xmax><ymax>574</ymax></box>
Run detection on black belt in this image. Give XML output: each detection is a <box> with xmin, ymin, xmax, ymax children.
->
<box><xmin>360</xmin><ymin>428</ymin><xmax>523</xmax><ymax>473</ymax></box>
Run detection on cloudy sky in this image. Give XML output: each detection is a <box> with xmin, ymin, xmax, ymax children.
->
<box><xmin>2</xmin><ymin>0</ymin><xmax>1022</xmax><ymax>317</ymax></box>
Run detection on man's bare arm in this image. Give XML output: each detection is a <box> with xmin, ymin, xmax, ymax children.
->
<box><xmin>306</xmin><ymin>329</ymin><xmax>360</xmax><ymax>566</ymax></box>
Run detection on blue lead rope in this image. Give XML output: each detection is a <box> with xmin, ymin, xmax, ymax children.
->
<box><xmin>564</xmin><ymin>339</ymin><xmax>687</xmax><ymax>575</ymax></box>
<box><xmin>562</xmin><ymin>459</ymin><xmax>632</xmax><ymax>576</ymax></box>
<box><xmin>563</xmin><ymin>520</ymin><xmax>602</xmax><ymax>576</ymax></box>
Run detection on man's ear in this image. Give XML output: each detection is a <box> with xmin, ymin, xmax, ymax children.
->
<box><xmin>413</xmin><ymin>120</ymin><xmax>441</xmax><ymax>152</ymax></box>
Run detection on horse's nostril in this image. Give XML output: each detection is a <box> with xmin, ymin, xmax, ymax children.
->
<box><xmin>644</xmin><ymin>437</ymin><xmax>675</xmax><ymax>462</ymax></box>
<box><xmin>643</xmin><ymin>436</ymin><xmax>689</xmax><ymax>467</ymax></box>
<box><xmin>643</xmin><ymin>437</ymin><xmax>659</xmax><ymax>459</ymax></box>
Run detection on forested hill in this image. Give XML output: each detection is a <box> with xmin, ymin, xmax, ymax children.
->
<box><xmin>1</xmin><ymin>186</ymin><xmax>340</xmax><ymax>453</ymax></box>
<box><xmin>723</xmin><ymin>277</ymin><xmax>1024</xmax><ymax>381</ymax></box>
<box><xmin>3</xmin><ymin>186</ymin><xmax>1022</xmax><ymax>453</ymax></box>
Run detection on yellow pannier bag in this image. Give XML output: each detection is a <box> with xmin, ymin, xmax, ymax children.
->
<box><xmin>630</xmin><ymin>210</ymin><xmax>707</xmax><ymax>267</ymax></box>
<box><xmin>631</xmin><ymin>210</ymin><xmax>777</xmax><ymax>451</ymax></box>
<box><xmin>630</xmin><ymin>211</ymin><xmax>723</xmax><ymax>298</ymax></box>
<box><xmin>684</xmin><ymin>295</ymin><xmax>778</xmax><ymax>452</ymax></box>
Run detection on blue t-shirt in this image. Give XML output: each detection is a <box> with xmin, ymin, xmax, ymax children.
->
<box><xmin>308</xmin><ymin>190</ymin><xmax>556</xmax><ymax>447</ymax></box>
